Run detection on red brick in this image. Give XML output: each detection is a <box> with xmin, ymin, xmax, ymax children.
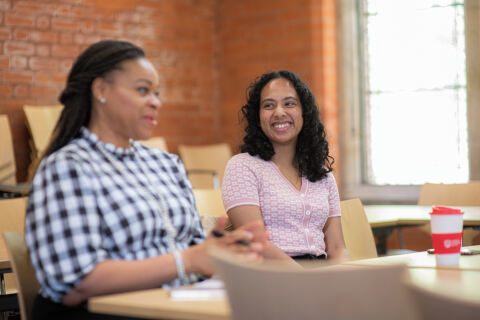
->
<box><xmin>29</xmin><ymin>57</ymin><xmax>58</xmax><ymax>70</ymax></box>
<box><xmin>0</xmin><ymin>84</ymin><xmax>12</xmax><ymax>95</ymax></box>
<box><xmin>14</xmin><ymin>29</ymin><xmax>29</xmax><ymax>41</ymax></box>
<box><xmin>0</xmin><ymin>0</ymin><xmax>10</xmax><ymax>10</ymax></box>
<box><xmin>0</xmin><ymin>55</ymin><xmax>9</xmax><ymax>68</ymax></box>
<box><xmin>4</xmin><ymin>41</ymin><xmax>35</xmax><ymax>55</ymax></box>
<box><xmin>36</xmin><ymin>44</ymin><xmax>50</xmax><ymax>57</ymax></box>
<box><xmin>52</xmin><ymin>71</ymin><xmax>67</xmax><ymax>84</ymax></box>
<box><xmin>36</xmin><ymin>16</ymin><xmax>51</xmax><ymax>29</ymax></box>
<box><xmin>11</xmin><ymin>56</ymin><xmax>27</xmax><ymax>69</ymax></box>
<box><xmin>30</xmin><ymin>31</ymin><xmax>58</xmax><ymax>43</ymax></box>
<box><xmin>35</xmin><ymin>71</ymin><xmax>51</xmax><ymax>83</ymax></box>
<box><xmin>51</xmin><ymin>18</ymin><xmax>79</xmax><ymax>32</ymax></box>
<box><xmin>51</xmin><ymin>44</ymin><xmax>79</xmax><ymax>58</ymax></box>
<box><xmin>55</xmin><ymin>4</ymin><xmax>72</xmax><ymax>17</ymax></box>
<box><xmin>0</xmin><ymin>27</ymin><xmax>11</xmax><ymax>40</ymax></box>
<box><xmin>4</xmin><ymin>70</ymin><xmax>33</xmax><ymax>83</ymax></box>
<box><xmin>12</xmin><ymin>1</ymin><xmax>44</xmax><ymax>13</ymax></box>
<box><xmin>13</xmin><ymin>84</ymin><xmax>29</xmax><ymax>97</ymax></box>
<box><xmin>98</xmin><ymin>22</ymin><xmax>122</xmax><ymax>35</ymax></box>
<box><xmin>72</xmin><ymin>6</ymin><xmax>102</xmax><ymax>19</ymax></box>
<box><xmin>79</xmin><ymin>20</ymin><xmax>95</xmax><ymax>33</ymax></box>
<box><xmin>5</xmin><ymin>13</ymin><xmax>35</xmax><ymax>28</ymax></box>
<box><xmin>58</xmin><ymin>33</ymin><xmax>73</xmax><ymax>44</ymax></box>
<box><xmin>30</xmin><ymin>85</ymin><xmax>59</xmax><ymax>98</ymax></box>
<box><xmin>74</xmin><ymin>33</ymin><xmax>101</xmax><ymax>45</ymax></box>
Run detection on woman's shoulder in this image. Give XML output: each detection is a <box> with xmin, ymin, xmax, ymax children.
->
<box><xmin>229</xmin><ymin>152</ymin><xmax>264</xmax><ymax>164</ymax></box>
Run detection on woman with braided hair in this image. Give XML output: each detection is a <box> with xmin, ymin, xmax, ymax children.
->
<box><xmin>26</xmin><ymin>40</ymin><xmax>268</xmax><ymax>319</ymax></box>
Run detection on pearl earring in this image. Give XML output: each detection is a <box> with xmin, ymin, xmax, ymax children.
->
<box><xmin>99</xmin><ymin>97</ymin><xmax>106</xmax><ymax>103</ymax></box>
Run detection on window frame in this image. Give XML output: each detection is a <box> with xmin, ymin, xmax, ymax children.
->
<box><xmin>336</xmin><ymin>0</ymin><xmax>480</xmax><ymax>204</ymax></box>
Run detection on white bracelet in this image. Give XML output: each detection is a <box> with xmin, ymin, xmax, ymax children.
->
<box><xmin>173</xmin><ymin>250</ymin><xmax>189</xmax><ymax>285</ymax></box>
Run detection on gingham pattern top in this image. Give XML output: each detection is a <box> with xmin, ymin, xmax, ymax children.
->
<box><xmin>222</xmin><ymin>153</ymin><xmax>340</xmax><ymax>257</ymax></box>
<box><xmin>25</xmin><ymin>128</ymin><xmax>206</xmax><ymax>302</ymax></box>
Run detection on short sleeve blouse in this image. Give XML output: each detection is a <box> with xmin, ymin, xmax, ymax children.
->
<box><xmin>222</xmin><ymin>153</ymin><xmax>340</xmax><ymax>257</ymax></box>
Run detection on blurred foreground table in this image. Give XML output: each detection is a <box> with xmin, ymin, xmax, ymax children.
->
<box><xmin>89</xmin><ymin>246</ymin><xmax>480</xmax><ymax>320</ymax></box>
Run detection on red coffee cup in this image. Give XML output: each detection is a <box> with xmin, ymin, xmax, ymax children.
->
<box><xmin>430</xmin><ymin>206</ymin><xmax>464</xmax><ymax>266</ymax></box>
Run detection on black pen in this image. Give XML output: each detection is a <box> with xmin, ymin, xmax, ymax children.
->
<box><xmin>211</xmin><ymin>229</ymin><xmax>250</xmax><ymax>246</ymax></box>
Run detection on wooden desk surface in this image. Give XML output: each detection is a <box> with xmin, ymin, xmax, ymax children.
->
<box><xmin>345</xmin><ymin>245</ymin><xmax>480</xmax><ymax>270</ymax></box>
<box><xmin>89</xmin><ymin>247</ymin><xmax>480</xmax><ymax>320</ymax></box>
<box><xmin>89</xmin><ymin>288</ymin><xmax>229</xmax><ymax>320</ymax></box>
<box><xmin>365</xmin><ymin>205</ymin><xmax>480</xmax><ymax>228</ymax></box>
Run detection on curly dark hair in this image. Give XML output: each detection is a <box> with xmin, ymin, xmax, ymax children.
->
<box><xmin>240</xmin><ymin>70</ymin><xmax>334</xmax><ymax>182</ymax></box>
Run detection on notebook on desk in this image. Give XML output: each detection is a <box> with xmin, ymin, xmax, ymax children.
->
<box><xmin>169</xmin><ymin>277</ymin><xmax>226</xmax><ymax>301</ymax></box>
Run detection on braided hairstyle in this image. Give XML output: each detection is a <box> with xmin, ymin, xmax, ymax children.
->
<box><xmin>44</xmin><ymin>40</ymin><xmax>145</xmax><ymax>158</ymax></box>
<box><xmin>240</xmin><ymin>70</ymin><xmax>334</xmax><ymax>182</ymax></box>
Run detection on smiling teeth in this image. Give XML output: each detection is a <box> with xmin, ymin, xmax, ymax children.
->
<box><xmin>274</xmin><ymin>123</ymin><xmax>289</xmax><ymax>128</ymax></box>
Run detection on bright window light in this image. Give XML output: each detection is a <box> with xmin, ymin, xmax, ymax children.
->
<box><xmin>363</xmin><ymin>0</ymin><xmax>468</xmax><ymax>185</ymax></box>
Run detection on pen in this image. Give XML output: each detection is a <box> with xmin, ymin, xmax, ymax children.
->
<box><xmin>211</xmin><ymin>229</ymin><xmax>250</xmax><ymax>246</ymax></box>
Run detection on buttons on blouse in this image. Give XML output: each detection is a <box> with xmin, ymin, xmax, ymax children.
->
<box><xmin>300</xmin><ymin>193</ymin><xmax>305</xmax><ymax>197</ymax></box>
<box><xmin>306</xmin><ymin>210</ymin><xmax>311</xmax><ymax>215</ymax></box>
<box><xmin>305</xmin><ymin>228</ymin><xmax>309</xmax><ymax>233</ymax></box>
<box><xmin>310</xmin><ymin>245</ymin><xmax>315</xmax><ymax>250</ymax></box>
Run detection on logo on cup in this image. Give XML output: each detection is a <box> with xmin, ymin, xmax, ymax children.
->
<box><xmin>444</xmin><ymin>239</ymin><xmax>460</xmax><ymax>249</ymax></box>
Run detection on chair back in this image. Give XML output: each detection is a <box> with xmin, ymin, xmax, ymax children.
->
<box><xmin>0</xmin><ymin>115</ymin><xmax>17</xmax><ymax>185</ymax></box>
<box><xmin>178</xmin><ymin>143</ymin><xmax>232</xmax><ymax>189</ymax></box>
<box><xmin>0</xmin><ymin>197</ymin><xmax>28</xmax><ymax>263</ymax></box>
<box><xmin>193</xmin><ymin>189</ymin><xmax>226</xmax><ymax>234</ymax></box>
<box><xmin>3</xmin><ymin>232</ymin><xmax>40</xmax><ymax>320</ymax></box>
<box><xmin>407</xmin><ymin>282</ymin><xmax>480</xmax><ymax>320</ymax></box>
<box><xmin>418</xmin><ymin>182</ymin><xmax>480</xmax><ymax>245</ymax></box>
<box><xmin>418</xmin><ymin>182</ymin><xmax>480</xmax><ymax>206</ymax></box>
<box><xmin>138</xmin><ymin>136</ymin><xmax>168</xmax><ymax>151</ymax></box>
<box><xmin>210</xmin><ymin>249</ymin><xmax>418</xmax><ymax>320</ymax></box>
<box><xmin>23</xmin><ymin>105</ymin><xmax>63</xmax><ymax>159</ymax></box>
<box><xmin>0</xmin><ymin>197</ymin><xmax>28</xmax><ymax>297</ymax></box>
<box><xmin>340</xmin><ymin>198</ymin><xmax>378</xmax><ymax>260</ymax></box>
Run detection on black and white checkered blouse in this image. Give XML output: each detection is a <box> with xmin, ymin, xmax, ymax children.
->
<box><xmin>25</xmin><ymin>128</ymin><xmax>206</xmax><ymax>302</ymax></box>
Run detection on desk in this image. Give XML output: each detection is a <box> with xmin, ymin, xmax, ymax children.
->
<box><xmin>344</xmin><ymin>245</ymin><xmax>480</xmax><ymax>271</ymax></box>
<box><xmin>365</xmin><ymin>205</ymin><xmax>480</xmax><ymax>228</ymax></box>
<box><xmin>89</xmin><ymin>288</ymin><xmax>229</xmax><ymax>320</ymax></box>
<box><xmin>364</xmin><ymin>205</ymin><xmax>480</xmax><ymax>254</ymax></box>
<box><xmin>89</xmin><ymin>247</ymin><xmax>480</xmax><ymax>320</ymax></box>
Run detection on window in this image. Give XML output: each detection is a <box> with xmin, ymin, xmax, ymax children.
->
<box><xmin>337</xmin><ymin>0</ymin><xmax>480</xmax><ymax>203</ymax></box>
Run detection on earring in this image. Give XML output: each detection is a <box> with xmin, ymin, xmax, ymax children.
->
<box><xmin>99</xmin><ymin>97</ymin><xmax>106</xmax><ymax>103</ymax></box>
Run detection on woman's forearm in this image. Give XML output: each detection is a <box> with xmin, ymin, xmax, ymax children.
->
<box><xmin>62</xmin><ymin>254</ymin><xmax>178</xmax><ymax>306</ymax></box>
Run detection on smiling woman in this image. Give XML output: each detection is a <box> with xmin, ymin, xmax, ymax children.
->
<box><xmin>24</xmin><ymin>40</ymin><xmax>268</xmax><ymax>320</ymax></box>
<box><xmin>222</xmin><ymin>70</ymin><xmax>349</xmax><ymax>266</ymax></box>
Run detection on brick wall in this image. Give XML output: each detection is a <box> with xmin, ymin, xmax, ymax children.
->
<box><xmin>1</xmin><ymin>0</ymin><xmax>339</xmax><ymax>184</ymax></box>
<box><xmin>217</xmin><ymin>0</ymin><xmax>340</xmax><ymax>181</ymax></box>
<box><xmin>1</xmin><ymin>0</ymin><xmax>219</xmax><ymax>182</ymax></box>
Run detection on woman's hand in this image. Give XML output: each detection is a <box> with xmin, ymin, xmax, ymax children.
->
<box><xmin>183</xmin><ymin>216</ymin><xmax>269</xmax><ymax>276</ymax></box>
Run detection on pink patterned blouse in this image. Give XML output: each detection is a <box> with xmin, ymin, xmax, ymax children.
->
<box><xmin>222</xmin><ymin>153</ymin><xmax>341</xmax><ymax>257</ymax></box>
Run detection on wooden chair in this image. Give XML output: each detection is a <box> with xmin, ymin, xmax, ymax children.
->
<box><xmin>23</xmin><ymin>105</ymin><xmax>63</xmax><ymax>160</ymax></box>
<box><xmin>407</xmin><ymin>281</ymin><xmax>480</xmax><ymax>320</ymax></box>
<box><xmin>193</xmin><ymin>189</ymin><xmax>226</xmax><ymax>234</ymax></box>
<box><xmin>0</xmin><ymin>197</ymin><xmax>28</xmax><ymax>316</ymax></box>
<box><xmin>178</xmin><ymin>143</ymin><xmax>232</xmax><ymax>189</ymax></box>
<box><xmin>340</xmin><ymin>198</ymin><xmax>378</xmax><ymax>260</ymax></box>
<box><xmin>0</xmin><ymin>115</ymin><xmax>16</xmax><ymax>186</ymax></box>
<box><xmin>0</xmin><ymin>115</ymin><xmax>29</xmax><ymax>197</ymax></box>
<box><xmin>418</xmin><ymin>182</ymin><xmax>480</xmax><ymax>245</ymax></box>
<box><xmin>210</xmin><ymin>249</ymin><xmax>419</xmax><ymax>320</ymax></box>
<box><xmin>3</xmin><ymin>233</ymin><xmax>39</xmax><ymax>320</ymax></box>
<box><xmin>137</xmin><ymin>136</ymin><xmax>168</xmax><ymax>151</ymax></box>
